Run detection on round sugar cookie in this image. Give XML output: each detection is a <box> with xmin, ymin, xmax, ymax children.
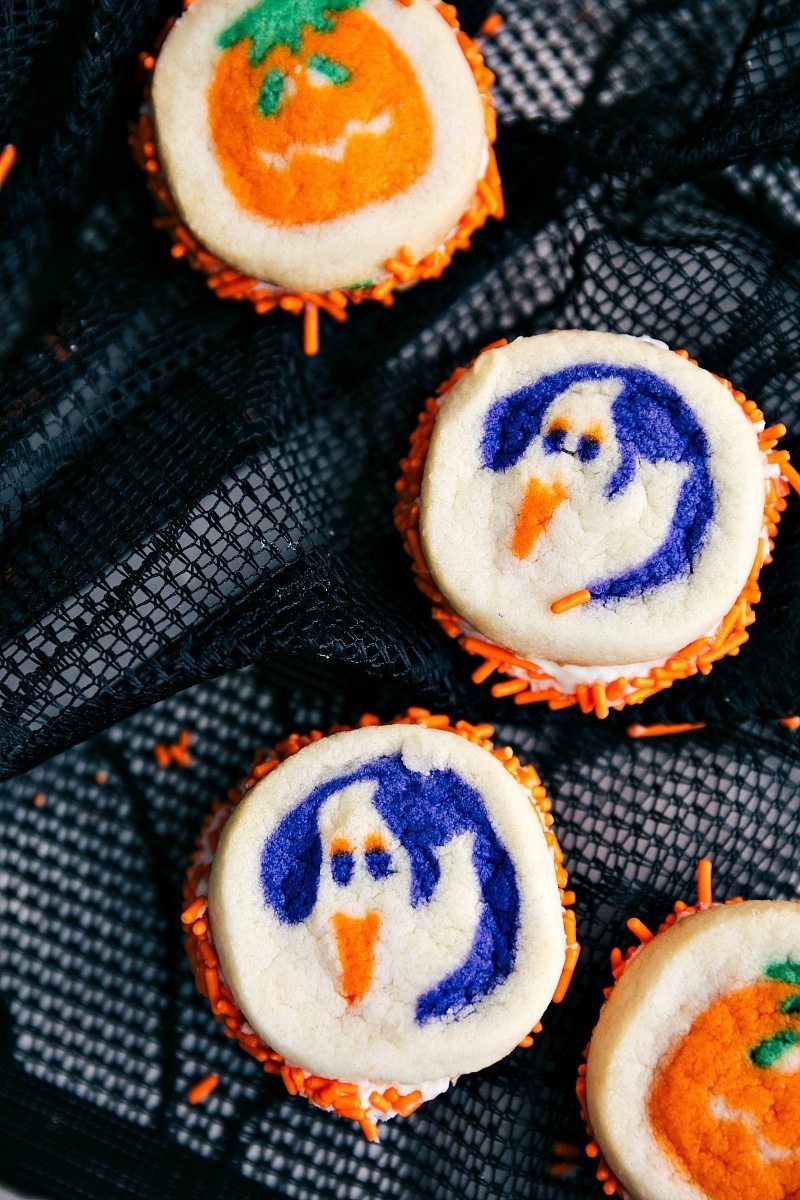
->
<box><xmin>419</xmin><ymin>330</ymin><xmax>768</xmax><ymax>669</ymax></box>
<box><xmin>586</xmin><ymin>899</ymin><xmax>800</xmax><ymax>1200</ymax></box>
<box><xmin>183</xmin><ymin>711</ymin><xmax>575</xmax><ymax>1136</ymax></box>
<box><xmin>151</xmin><ymin>0</ymin><xmax>488</xmax><ymax>293</ymax></box>
<box><xmin>208</xmin><ymin>722</ymin><xmax>566</xmax><ymax>1083</ymax></box>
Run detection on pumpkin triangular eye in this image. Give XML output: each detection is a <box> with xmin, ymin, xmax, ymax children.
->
<box><xmin>750</xmin><ymin>1028</ymin><xmax>800</xmax><ymax>1068</ymax></box>
<box><xmin>307</xmin><ymin>53</ymin><xmax>351</xmax><ymax>85</ymax></box>
<box><xmin>258</xmin><ymin>68</ymin><xmax>286</xmax><ymax>117</ymax></box>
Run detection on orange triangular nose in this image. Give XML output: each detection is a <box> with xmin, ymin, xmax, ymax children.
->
<box><xmin>331</xmin><ymin>911</ymin><xmax>381</xmax><ymax>1005</ymax></box>
<box><xmin>511</xmin><ymin>477</ymin><xmax>566</xmax><ymax>559</ymax></box>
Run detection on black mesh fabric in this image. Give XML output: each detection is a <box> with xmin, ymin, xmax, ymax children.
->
<box><xmin>1</xmin><ymin>0</ymin><xmax>800</xmax><ymax>1196</ymax></box>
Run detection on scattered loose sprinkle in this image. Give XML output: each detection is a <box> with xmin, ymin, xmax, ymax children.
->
<box><xmin>94</xmin><ymin>770</ymin><xmax>109</xmax><ymax>785</ymax></box>
<box><xmin>31</xmin><ymin>791</ymin><xmax>46</xmax><ymax>809</ymax></box>
<box><xmin>480</xmin><ymin>11</ymin><xmax>504</xmax><ymax>35</ymax></box>
<box><xmin>0</xmin><ymin>144</ymin><xmax>17</xmax><ymax>191</ymax></box>
<box><xmin>187</xmin><ymin>1072</ymin><xmax>220</xmax><ymax>1105</ymax></box>
<box><xmin>627</xmin><ymin>721</ymin><xmax>707</xmax><ymax>738</ymax></box>
<box><xmin>182</xmin><ymin>708</ymin><xmax>576</xmax><ymax>1138</ymax></box>
<box><xmin>780</xmin><ymin>716</ymin><xmax>800</xmax><ymax>730</ymax></box>
<box><xmin>153</xmin><ymin>729</ymin><xmax>193</xmax><ymax>768</ymax></box>
<box><xmin>553</xmin><ymin>1142</ymin><xmax>581</xmax><ymax>1159</ymax></box>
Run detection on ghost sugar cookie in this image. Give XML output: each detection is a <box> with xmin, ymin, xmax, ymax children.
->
<box><xmin>395</xmin><ymin>330</ymin><xmax>798</xmax><ymax>717</ymax></box>
<box><xmin>181</xmin><ymin>708</ymin><xmax>577</xmax><ymax>1139</ymax></box>
<box><xmin>132</xmin><ymin>0</ymin><xmax>501</xmax><ymax>352</ymax></box>
<box><xmin>579</xmin><ymin>862</ymin><xmax>800</xmax><ymax>1200</ymax></box>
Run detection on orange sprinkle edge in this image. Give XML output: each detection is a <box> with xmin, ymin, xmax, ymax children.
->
<box><xmin>575</xmin><ymin>859</ymin><xmax>762</xmax><ymax>1198</ymax></box>
<box><xmin>187</xmin><ymin>1071</ymin><xmax>220</xmax><ymax>1105</ymax></box>
<box><xmin>551</xmin><ymin>589</ymin><xmax>591</xmax><ymax>615</ymax></box>
<box><xmin>129</xmin><ymin>4</ymin><xmax>502</xmax><ymax>354</ymax></box>
<box><xmin>0</xmin><ymin>144</ymin><xmax>17</xmax><ymax>190</ymax></box>
<box><xmin>182</xmin><ymin>708</ymin><xmax>577</xmax><ymax>1138</ymax></box>
<box><xmin>393</xmin><ymin>346</ymin><xmax>795</xmax><ymax>717</ymax></box>
<box><xmin>480</xmin><ymin>12</ymin><xmax>505</xmax><ymax>36</ymax></box>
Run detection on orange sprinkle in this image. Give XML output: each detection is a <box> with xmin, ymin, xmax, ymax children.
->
<box><xmin>697</xmin><ymin>858</ymin><xmax>713</xmax><ymax>906</ymax></box>
<box><xmin>359</xmin><ymin>1116</ymin><xmax>380</xmax><ymax>1141</ymax></box>
<box><xmin>480</xmin><ymin>11</ymin><xmax>504</xmax><ymax>35</ymax></box>
<box><xmin>591</xmin><ymin>683</ymin><xmax>609</xmax><ymax>720</ymax></box>
<box><xmin>490</xmin><ymin>678</ymin><xmax>528</xmax><ymax>698</ymax></box>
<box><xmin>554</xmin><ymin>1142</ymin><xmax>581</xmax><ymax>1159</ymax></box>
<box><xmin>31</xmin><ymin>791</ymin><xmax>46</xmax><ymax>809</ymax></box>
<box><xmin>780</xmin><ymin>716</ymin><xmax>800</xmax><ymax>730</ymax></box>
<box><xmin>369</xmin><ymin>1091</ymin><xmax>391</xmax><ymax>1113</ymax></box>
<box><xmin>626</xmin><ymin>721</ymin><xmax>707</xmax><ymax>738</ymax></box>
<box><xmin>154</xmin><ymin>731</ymin><xmax>194</xmax><ymax>769</ymax></box>
<box><xmin>181</xmin><ymin>897</ymin><xmax>207</xmax><ymax>925</ymax></box>
<box><xmin>782</xmin><ymin>458</ymin><xmax>800</xmax><ymax>495</ymax></box>
<box><xmin>303</xmin><ymin>303</ymin><xmax>319</xmax><ymax>357</ymax></box>
<box><xmin>94</xmin><ymin>770</ymin><xmax>109</xmax><ymax>785</ymax></box>
<box><xmin>0</xmin><ymin>144</ymin><xmax>17</xmax><ymax>190</ymax></box>
<box><xmin>626</xmin><ymin>917</ymin><xmax>654</xmax><ymax>944</ymax></box>
<box><xmin>550</xmin><ymin>589</ymin><xmax>591</xmax><ymax>615</ymax></box>
<box><xmin>471</xmin><ymin>659</ymin><xmax>497</xmax><ymax>684</ymax></box>
<box><xmin>187</xmin><ymin>1072</ymin><xmax>219</xmax><ymax>1105</ymax></box>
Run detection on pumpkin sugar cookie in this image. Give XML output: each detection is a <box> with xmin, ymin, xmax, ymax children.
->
<box><xmin>579</xmin><ymin>862</ymin><xmax>800</xmax><ymax>1200</ymax></box>
<box><xmin>181</xmin><ymin>709</ymin><xmax>577</xmax><ymax>1139</ymax></box>
<box><xmin>132</xmin><ymin>0</ymin><xmax>501</xmax><ymax>352</ymax></box>
<box><xmin>395</xmin><ymin>331</ymin><xmax>799</xmax><ymax>717</ymax></box>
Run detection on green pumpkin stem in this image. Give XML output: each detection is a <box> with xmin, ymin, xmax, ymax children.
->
<box><xmin>218</xmin><ymin>0</ymin><xmax>363</xmax><ymax>65</ymax></box>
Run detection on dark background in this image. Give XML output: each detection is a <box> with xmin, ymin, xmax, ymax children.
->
<box><xmin>1</xmin><ymin>0</ymin><xmax>799</xmax><ymax>1196</ymax></box>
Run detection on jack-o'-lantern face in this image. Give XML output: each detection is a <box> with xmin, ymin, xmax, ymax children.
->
<box><xmin>649</xmin><ymin>960</ymin><xmax>800</xmax><ymax>1200</ymax></box>
<box><xmin>207</xmin><ymin>0</ymin><xmax>434</xmax><ymax>226</ymax></box>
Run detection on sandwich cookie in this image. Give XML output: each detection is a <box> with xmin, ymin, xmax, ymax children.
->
<box><xmin>182</xmin><ymin>709</ymin><xmax>577</xmax><ymax>1138</ymax></box>
<box><xmin>132</xmin><ymin>0</ymin><xmax>501</xmax><ymax>353</ymax></box>
<box><xmin>395</xmin><ymin>331</ymin><xmax>798</xmax><ymax>717</ymax></box>
<box><xmin>579</xmin><ymin>862</ymin><xmax>800</xmax><ymax>1200</ymax></box>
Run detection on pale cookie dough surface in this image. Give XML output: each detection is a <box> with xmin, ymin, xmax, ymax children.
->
<box><xmin>152</xmin><ymin>0</ymin><xmax>486</xmax><ymax>292</ymax></box>
<box><xmin>209</xmin><ymin>724</ymin><xmax>565</xmax><ymax>1083</ymax></box>
<box><xmin>420</xmin><ymin>330</ymin><xmax>765</xmax><ymax>667</ymax></box>
<box><xmin>586</xmin><ymin>901</ymin><xmax>800</xmax><ymax>1200</ymax></box>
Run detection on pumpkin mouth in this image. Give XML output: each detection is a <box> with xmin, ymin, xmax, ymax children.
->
<box><xmin>258</xmin><ymin>110</ymin><xmax>392</xmax><ymax>171</ymax></box>
<box><xmin>708</xmin><ymin>1094</ymin><xmax>798</xmax><ymax>1164</ymax></box>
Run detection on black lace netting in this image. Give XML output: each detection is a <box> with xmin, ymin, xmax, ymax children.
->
<box><xmin>1</xmin><ymin>0</ymin><xmax>799</xmax><ymax>1196</ymax></box>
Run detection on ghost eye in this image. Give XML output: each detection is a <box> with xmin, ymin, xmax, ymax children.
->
<box><xmin>543</xmin><ymin>420</ymin><xmax>569</xmax><ymax>455</ymax></box>
<box><xmin>330</xmin><ymin>838</ymin><xmax>354</xmax><ymax>887</ymax></box>
<box><xmin>577</xmin><ymin>433</ymin><xmax>602</xmax><ymax>463</ymax></box>
<box><xmin>364</xmin><ymin>834</ymin><xmax>393</xmax><ymax>880</ymax></box>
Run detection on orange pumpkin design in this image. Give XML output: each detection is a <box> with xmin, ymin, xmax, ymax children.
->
<box><xmin>207</xmin><ymin>0</ymin><xmax>434</xmax><ymax>226</ymax></box>
<box><xmin>649</xmin><ymin>960</ymin><xmax>800</xmax><ymax>1200</ymax></box>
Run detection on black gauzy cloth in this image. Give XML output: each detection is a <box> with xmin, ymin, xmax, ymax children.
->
<box><xmin>0</xmin><ymin>0</ymin><xmax>799</xmax><ymax>1197</ymax></box>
